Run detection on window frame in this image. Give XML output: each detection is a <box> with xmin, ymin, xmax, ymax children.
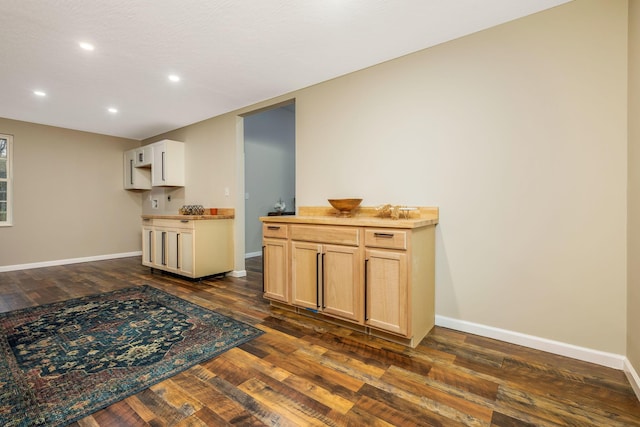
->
<box><xmin>0</xmin><ymin>133</ymin><xmax>13</xmax><ymax>227</ymax></box>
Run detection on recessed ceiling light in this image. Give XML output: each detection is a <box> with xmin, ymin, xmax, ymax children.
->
<box><xmin>108</xmin><ymin>107</ymin><xmax>118</xmax><ymax>114</ymax></box>
<box><xmin>33</xmin><ymin>90</ymin><xmax>46</xmax><ymax>97</ymax></box>
<box><xmin>79</xmin><ymin>42</ymin><xmax>95</xmax><ymax>51</ymax></box>
<box><xmin>168</xmin><ymin>74</ymin><xmax>181</xmax><ymax>82</ymax></box>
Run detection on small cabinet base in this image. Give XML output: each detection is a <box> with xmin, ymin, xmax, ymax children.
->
<box><xmin>261</xmin><ymin>210</ymin><xmax>437</xmax><ymax>348</ymax></box>
<box><xmin>142</xmin><ymin>217</ymin><xmax>233</xmax><ymax>279</ymax></box>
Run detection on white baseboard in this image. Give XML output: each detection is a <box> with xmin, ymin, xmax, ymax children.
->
<box><xmin>624</xmin><ymin>358</ymin><xmax>640</xmax><ymax>400</ymax></box>
<box><xmin>435</xmin><ymin>315</ymin><xmax>626</xmax><ymax>370</ymax></box>
<box><xmin>0</xmin><ymin>251</ymin><xmax>142</xmax><ymax>273</ymax></box>
<box><xmin>245</xmin><ymin>251</ymin><xmax>262</xmax><ymax>258</ymax></box>
<box><xmin>226</xmin><ymin>270</ymin><xmax>247</xmax><ymax>278</ymax></box>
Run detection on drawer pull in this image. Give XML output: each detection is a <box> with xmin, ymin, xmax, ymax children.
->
<box><xmin>180</xmin><ymin>220</ymin><xmax>189</xmax><ymax>223</ymax></box>
<box><xmin>261</xmin><ymin>246</ymin><xmax>266</xmax><ymax>293</ymax></box>
<box><xmin>316</xmin><ymin>252</ymin><xmax>321</xmax><ymax>309</ymax></box>
<box><xmin>321</xmin><ymin>253</ymin><xmax>326</xmax><ymax>309</ymax></box>
<box><xmin>364</xmin><ymin>258</ymin><xmax>369</xmax><ymax>321</ymax></box>
<box><xmin>267</xmin><ymin>226</ymin><xmax>281</xmax><ymax>230</ymax></box>
<box><xmin>176</xmin><ymin>233</ymin><xmax>180</xmax><ymax>269</ymax></box>
<box><xmin>374</xmin><ymin>232</ymin><xmax>394</xmax><ymax>238</ymax></box>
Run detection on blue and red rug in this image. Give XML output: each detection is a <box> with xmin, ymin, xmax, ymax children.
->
<box><xmin>0</xmin><ymin>285</ymin><xmax>263</xmax><ymax>426</ymax></box>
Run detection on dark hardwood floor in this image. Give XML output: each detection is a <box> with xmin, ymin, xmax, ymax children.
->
<box><xmin>1</xmin><ymin>256</ymin><xmax>639</xmax><ymax>426</ymax></box>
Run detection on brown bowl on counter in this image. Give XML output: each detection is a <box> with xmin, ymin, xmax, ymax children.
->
<box><xmin>328</xmin><ymin>198</ymin><xmax>362</xmax><ymax>217</ymax></box>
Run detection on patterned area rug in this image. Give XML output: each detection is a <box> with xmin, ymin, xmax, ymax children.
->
<box><xmin>0</xmin><ymin>285</ymin><xmax>263</xmax><ymax>426</ymax></box>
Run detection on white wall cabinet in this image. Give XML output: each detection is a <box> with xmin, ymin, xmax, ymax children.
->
<box><xmin>124</xmin><ymin>140</ymin><xmax>184</xmax><ymax>190</ymax></box>
<box><xmin>141</xmin><ymin>217</ymin><xmax>233</xmax><ymax>278</ymax></box>
<box><xmin>123</xmin><ymin>149</ymin><xmax>151</xmax><ymax>190</ymax></box>
<box><xmin>134</xmin><ymin>145</ymin><xmax>153</xmax><ymax>167</ymax></box>
<box><xmin>151</xmin><ymin>140</ymin><xmax>184</xmax><ymax>187</ymax></box>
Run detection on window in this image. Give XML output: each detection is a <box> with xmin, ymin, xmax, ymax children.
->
<box><xmin>0</xmin><ymin>134</ymin><xmax>12</xmax><ymax>226</ymax></box>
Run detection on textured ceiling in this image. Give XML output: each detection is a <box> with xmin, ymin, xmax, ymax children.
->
<box><xmin>0</xmin><ymin>0</ymin><xmax>571</xmax><ymax>140</ymax></box>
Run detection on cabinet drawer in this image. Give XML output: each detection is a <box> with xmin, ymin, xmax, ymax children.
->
<box><xmin>151</xmin><ymin>218</ymin><xmax>195</xmax><ymax>229</ymax></box>
<box><xmin>263</xmin><ymin>223</ymin><xmax>288</xmax><ymax>239</ymax></box>
<box><xmin>290</xmin><ymin>225</ymin><xmax>360</xmax><ymax>246</ymax></box>
<box><xmin>364</xmin><ymin>229</ymin><xmax>407</xmax><ymax>250</ymax></box>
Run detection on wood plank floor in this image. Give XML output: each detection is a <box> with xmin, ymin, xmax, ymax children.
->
<box><xmin>0</xmin><ymin>256</ymin><xmax>639</xmax><ymax>426</ymax></box>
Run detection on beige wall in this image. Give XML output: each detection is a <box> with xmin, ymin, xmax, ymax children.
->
<box><xmin>295</xmin><ymin>0</ymin><xmax>628</xmax><ymax>354</ymax></box>
<box><xmin>628</xmin><ymin>0</ymin><xmax>640</xmax><ymax>379</ymax></box>
<box><xmin>146</xmin><ymin>0</ymin><xmax>629</xmax><ymax>354</ymax></box>
<box><xmin>0</xmin><ymin>117</ymin><xmax>142</xmax><ymax>267</ymax></box>
<box><xmin>142</xmin><ymin>113</ymin><xmax>245</xmax><ymax>269</ymax></box>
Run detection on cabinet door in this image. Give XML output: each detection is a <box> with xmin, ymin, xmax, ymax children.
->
<box><xmin>152</xmin><ymin>229</ymin><xmax>168</xmax><ymax>268</ymax></box>
<box><xmin>291</xmin><ymin>241</ymin><xmax>321</xmax><ymax>310</ymax></box>
<box><xmin>151</xmin><ymin>141</ymin><xmax>184</xmax><ymax>186</ymax></box>
<box><xmin>152</xmin><ymin>143</ymin><xmax>167</xmax><ymax>186</ymax></box>
<box><xmin>124</xmin><ymin>150</ymin><xmax>135</xmax><ymax>188</ymax></box>
<box><xmin>365</xmin><ymin>249</ymin><xmax>408</xmax><ymax>335</ymax></box>
<box><xmin>322</xmin><ymin>244</ymin><xmax>363</xmax><ymax>322</ymax></box>
<box><xmin>166</xmin><ymin>231</ymin><xmax>180</xmax><ymax>271</ymax></box>
<box><xmin>142</xmin><ymin>226</ymin><xmax>154</xmax><ymax>266</ymax></box>
<box><xmin>179</xmin><ymin>231</ymin><xmax>194</xmax><ymax>276</ymax></box>
<box><xmin>161</xmin><ymin>230</ymin><xmax>194</xmax><ymax>275</ymax></box>
<box><xmin>263</xmin><ymin>238</ymin><xmax>289</xmax><ymax>303</ymax></box>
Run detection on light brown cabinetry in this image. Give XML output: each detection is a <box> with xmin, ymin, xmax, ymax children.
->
<box><xmin>290</xmin><ymin>241</ymin><xmax>320</xmax><ymax>309</ymax></box>
<box><xmin>364</xmin><ymin>229</ymin><xmax>410</xmax><ymax>336</ymax></box>
<box><xmin>289</xmin><ymin>225</ymin><xmax>363</xmax><ymax>323</ymax></box>
<box><xmin>320</xmin><ymin>244</ymin><xmax>362</xmax><ymax>322</ymax></box>
<box><xmin>365</xmin><ymin>226</ymin><xmax>435</xmax><ymax>346</ymax></box>
<box><xmin>365</xmin><ymin>248</ymin><xmax>408</xmax><ymax>335</ymax></box>
<box><xmin>261</xmin><ymin>211</ymin><xmax>437</xmax><ymax>348</ymax></box>
<box><xmin>142</xmin><ymin>217</ymin><xmax>233</xmax><ymax>279</ymax></box>
<box><xmin>262</xmin><ymin>223</ymin><xmax>289</xmax><ymax>303</ymax></box>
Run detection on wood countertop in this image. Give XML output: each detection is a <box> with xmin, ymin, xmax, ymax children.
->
<box><xmin>260</xmin><ymin>206</ymin><xmax>438</xmax><ymax>229</ymax></box>
<box><xmin>142</xmin><ymin>208</ymin><xmax>235</xmax><ymax>220</ymax></box>
<box><xmin>142</xmin><ymin>214</ymin><xmax>235</xmax><ymax>220</ymax></box>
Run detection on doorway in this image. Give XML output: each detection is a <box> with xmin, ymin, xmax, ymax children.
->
<box><xmin>243</xmin><ymin>102</ymin><xmax>296</xmax><ymax>258</ymax></box>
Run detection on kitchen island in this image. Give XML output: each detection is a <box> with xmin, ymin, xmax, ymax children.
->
<box><xmin>142</xmin><ymin>209</ymin><xmax>234</xmax><ymax>279</ymax></box>
<box><xmin>261</xmin><ymin>206</ymin><xmax>438</xmax><ymax>347</ymax></box>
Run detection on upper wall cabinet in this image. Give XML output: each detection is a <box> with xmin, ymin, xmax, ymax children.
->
<box><xmin>124</xmin><ymin>149</ymin><xmax>151</xmax><ymax>190</ymax></box>
<box><xmin>134</xmin><ymin>145</ymin><xmax>153</xmax><ymax>167</ymax></box>
<box><xmin>123</xmin><ymin>139</ymin><xmax>184</xmax><ymax>190</ymax></box>
<box><xmin>151</xmin><ymin>140</ymin><xmax>185</xmax><ymax>187</ymax></box>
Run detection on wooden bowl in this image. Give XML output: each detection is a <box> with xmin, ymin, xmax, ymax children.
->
<box><xmin>328</xmin><ymin>198</ymin><xmax>363</xmax><ymax>217</ymax></box>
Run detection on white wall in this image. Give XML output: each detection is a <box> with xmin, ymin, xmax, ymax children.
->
<box><xmin>244</xmin><ymin>107</ymin><xmax>295</xmax><ymax>255</ymax></box>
